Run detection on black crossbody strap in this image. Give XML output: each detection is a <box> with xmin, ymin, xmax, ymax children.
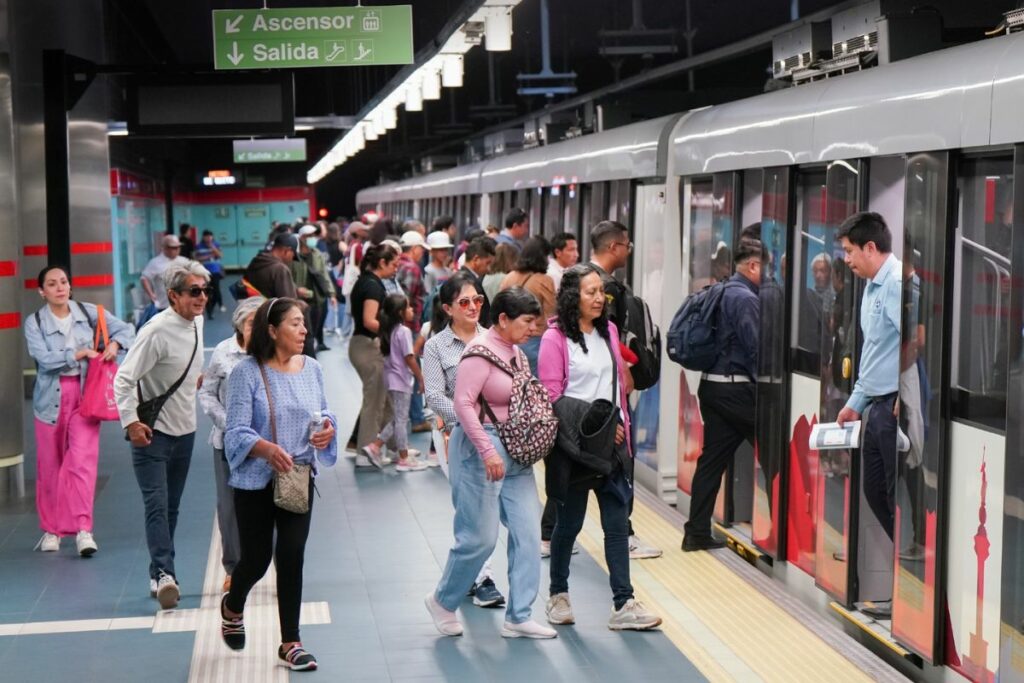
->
<box><xmin>136</xmin><ymin>323</ymin><xmax>199</xmax><ymax>404</ymax></box>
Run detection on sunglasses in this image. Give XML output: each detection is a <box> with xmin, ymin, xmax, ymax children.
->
<box><xmin>455</xmin><ymin>295</ymin><xmax>485</xmax><ymax>309</ymax></box>
<box><xmin>178</xmin><ymin>285</ymin><xmax>213</xmax><ymax>298</ymax></box>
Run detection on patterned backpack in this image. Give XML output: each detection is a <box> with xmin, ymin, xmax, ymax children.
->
<box><xmin>462</xmin><ymin>345</ymin><xmax>559</xmax><ymax>467</ymax></box>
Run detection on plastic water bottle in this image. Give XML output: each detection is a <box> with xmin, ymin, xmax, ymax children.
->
<box><xmin>309</xmin><ymin>410</ymin><xmax>324</xmax><ymax>460</ymax></box>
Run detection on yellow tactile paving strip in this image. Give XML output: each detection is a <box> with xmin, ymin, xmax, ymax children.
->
<box><xmin>535</xmin><ymin>471</ymin><xmax>875</xmax><ymax>683</ymax></box>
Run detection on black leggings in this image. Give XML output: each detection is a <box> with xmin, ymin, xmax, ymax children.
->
<box><xmin>205</xmin><ymin>273</ymin><xmax>224</xmax><ymax>315</ymax></box>
<box><xmin>226</xmin><ymin>481</ymin><xmax>313</xmax><ymax>643</ymax></box>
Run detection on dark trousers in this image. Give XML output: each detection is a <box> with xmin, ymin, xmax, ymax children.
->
<box><xmin>205</xmin><ymin>272</ymin><xmax>224</xmax><ymax>316</ymax></box>
<box><xmin>550</xmin><ymin>481</ymin><xmax>633</xmax><ymax>609</ymax></box>
<box><xmin>862</xmin><ymin>394</ymin><xmax>898</xmax><ymax>540</ymax></box>
<box><xmin>311</xmin><ymin>301</ymin><xmax>326</xmax><ymax>346</ymax></box>
<box><xmin>226</xmin><ymin>480</ymin><xmax>313</xmax><ymax>644</ymax></box>
<box><xmin>131</xmin><ymin>431</ymin><xmax>195</xmax><ymax>580</ymax></box>
<box><xmin>684</xmin><ymin>381</ymin><xmax>755</xmax><ymax>539</ymax></box>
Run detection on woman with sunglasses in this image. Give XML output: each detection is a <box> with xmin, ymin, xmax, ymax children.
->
<box><xmin>426</xmin><ymin>287</ymin><xmax>555</xmax><ymax>640</ymax></box>
<box><xmin>220</xmin><ymin>297</ymin><xmax>337</xmax><ymax>671</ymax></box>
<box><xmin>537</xmin><ymin>264</ymin><xmax>661</xmax><ymax>631</ymax></box>
<box><xmin>114</xmin><ymin>261</ymin><xmax>209</xmax><ymax>609</ymax></box>
<box><xmin>421</xmin><ymin>273</ymin><xmax>506</xmax><ymax>608</ymax></box>
<box><xmin>25</xmin><ymin>265</ymin><xmax>134</xmax><ymax>557</ymax></box>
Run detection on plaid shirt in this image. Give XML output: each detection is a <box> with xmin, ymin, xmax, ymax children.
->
<box><xmin>395</xmin><ymin>253</ymin><xmax>425</xmax><ymax>333</ymax></box>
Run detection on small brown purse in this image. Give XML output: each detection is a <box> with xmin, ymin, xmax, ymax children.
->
<box><xmin>257</xmin><ymin>363</ymin><xmax>311</xmax><ymax>514</ymax></box>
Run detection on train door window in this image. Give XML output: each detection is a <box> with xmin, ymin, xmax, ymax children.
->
<box><xmin>530</xmin><ymin>187</ymin><xmax>543</xmax><ymax>236</ymax></box>
<box><xmin>564</xmin><ymin>182</ymin><xmax>581</xmax><ymax>241</ymax></box>
<box><xmin>583</xmin><ymin>182</ymin><xmax>610</xmax><ymax>262</ymax></box>
<box><xmin>687</xmin><ymin>178</ymin><xmax>715</xmax><ymax>294</ymax></box>
<box><xmin>742</xmin><ymin>170</ymin><xmax>764</xmax><ymax>230</ymax></box>
<box><xmin>545</xmin><ymin>185</ymin><xmax>564</xmax><ymax>238</ymax></box>
<box><xmin>951</xmin><ymin>156</ymin><xmax>1013</xmax><ymax>429</ymax></box>
<box><xmin>488</xmin><ymin>192</ymin><xmax>502</xmax><ymax>227</ymax></box>
<box><xmin>470</xmin><ymin>194</ymin><xmax>481</xmax><ymax>230</ymax></box>
<box><xmin>790</xmin><ymin>170</ymin><xmax>828</xmax><ymax>373</ymax></box>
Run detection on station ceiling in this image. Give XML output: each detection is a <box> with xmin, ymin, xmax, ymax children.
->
<box><xmin>103</xmin><ymin>0</ymin><xmax>1014</xmax><ymax>215</ymax></box>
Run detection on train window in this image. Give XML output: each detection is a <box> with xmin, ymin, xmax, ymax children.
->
<box><xmin>564</xmin><ymin>183</ymin><xmax>581</xmax><ymax>241</ymax></box>
<box><xmin>545</xmin><ymin>186</ymin><xmax>564</xmax><ymax>237</ymax></box>
<box><xmin>790</xmin><ymin>170</ymin><xmax>829</xmax><ymax>373</ymax></box>
<box><xmin>687</xmin><ymin>178</ymin><xmax>714</xmax><ymax>294</ymax></box>
<box><xmin>742</xmin><ymin>170</ymin><xmax>764</xmax><ymax>228</ymax></box>
<box><xmin>488</xmin><ymin>192</ymin><xmax>502</xmax><ymax>228</ymax></box>
<box><xmin>529</xmin><ymin>187</ymin><xmax>543</xmax><ymax>236</ymax></box>
<box><xmin>951</xmin><ymin>156</ymin><xmax>1013</xmax><ymax>429</ymax></box>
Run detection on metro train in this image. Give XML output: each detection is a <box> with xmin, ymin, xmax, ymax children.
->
<box><xmin>356</xmin><ymin>29</ymin><xmax>1024</xmax><ymax>681</ymax></box>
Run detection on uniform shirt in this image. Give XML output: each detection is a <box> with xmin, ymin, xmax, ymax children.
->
<box><xmin>114</xmin><ymin>307</ymin><xmax>203</xmax><ymax>436</ymax></box>
<box><xmin>708</xmin><ymin>273</ymin><xmax>760</xmax><ymax>382</ymax></box>
<box><xmin>350</xmin><ymin>271</ymin><xmax>386</xmax><ymax>338</ymax></box>
<box><xmin>847</xmin><ymin>253</ymin><xmax>902</xmax><ymax>414</ymax></box>
<box><xmin>141</xmin><ymin>254</ymin><xmax>188</xmax><ymax>309</ymax></box>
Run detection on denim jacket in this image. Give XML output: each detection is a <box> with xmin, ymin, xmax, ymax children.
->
<box><xmin>24</xmin><ymin>302</ymin><xmax>135</xmax><ymax>424</ymax></box>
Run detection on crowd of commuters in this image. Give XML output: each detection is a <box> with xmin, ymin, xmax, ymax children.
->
<box><xmin>22</xmin><ymin>207</ymin><xmax>692</xmax><ymax>670</ymax></box>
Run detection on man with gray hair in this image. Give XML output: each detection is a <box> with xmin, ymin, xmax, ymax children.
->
<box><xmin>114</xmin><ymin>260</ymin><xmax>209</xmax><ymax>610</ymax></box>
<box><xmin>198</xmin><ymin>296</ymin><xmax>265</xmax><ymax>594</ymax></box>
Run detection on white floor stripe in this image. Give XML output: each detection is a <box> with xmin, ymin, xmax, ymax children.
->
<box><xmin>186</xmin><ymin>516</ymin><xmax>331</xmax><ymax>682</ymax></box>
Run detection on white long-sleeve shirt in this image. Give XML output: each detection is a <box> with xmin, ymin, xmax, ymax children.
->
<box><xmin>114</xmin><ymin>308</ymin><xmax>204</xmax><ymax>436</ymax></box>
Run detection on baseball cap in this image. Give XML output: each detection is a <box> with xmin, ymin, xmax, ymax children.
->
<box><xmin>400</xmin><ymin>230</ymin><xmax>428</xmax><ymax>249</ymax></box>
<box><xmin>346</xmin><ymin>220</ymin><xmax>369</xmax><ymax>237</ymax></box>
<box><xmin>162</xmin><ymin>234</ymin><xmax>182</xmax><ymax>248</ymax></box>
<box><xmin>298</xmin><ymin>224</ymin><xmax>318</xmax><ymax>237</ymax></box>
<box><xmin>426</xmin><ymin>231</ymin><xmax>454</xmax><ymax>250</ymax></box>
<box><xmin>273</xmin><ymin>232</ymin><xmax>300</xmax><ymax>251</ymax></box>
<box><xmin>381</xmin><ymin>239</ymin><xmax>402</xmax><ymax>253</ymax></box>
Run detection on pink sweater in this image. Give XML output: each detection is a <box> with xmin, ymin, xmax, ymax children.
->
<box><xmin>453</xmin><ymin>327</ymin><xmax>518</xmax><ymax>462</ymax></box>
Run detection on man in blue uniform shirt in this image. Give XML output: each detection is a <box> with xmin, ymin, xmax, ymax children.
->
<box><xmin>682</xmin><ymin>238</ymin><xmax>762</xmax><ymax>552</ymax></box>
<box><xmin>835</xmin><ymin>211</ymin><xmax>902</xmax><ymax>619</ymax></box>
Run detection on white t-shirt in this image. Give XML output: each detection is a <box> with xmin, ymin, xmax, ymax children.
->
<box><xmin>564</xmin><ymin>328</ymin><xmax>615</xmax><ymax>405</ymax></box>
<box><xmin>48</xmin><ymin>308</ymin><xmax>80</xmax><ymax>376</ymax></box>
<box><xmin>547</xmin><ymin>259</ymin><xmax>566</xmax><ymax>292</ymax></box>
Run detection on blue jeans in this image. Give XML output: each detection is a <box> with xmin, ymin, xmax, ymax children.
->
<box><xmin>132</xmin><ymin>431</ymin><xmax>195</xmax><ymax>580</ymax></box>
<box><xmin>519</xmin><ymin>336</ymin><xmax>542</xmax><ymax>376</ymax></box>
<box><xmin>435</xmin><ymin>425</ymin><xmax>541</xmax><ymax>624</ymax></box>
<box><xmin>409</xmin><ymin>390</ymin><xmax>425</xmax><ymax>424</ymax></box>
<box><xmin>550</xmin><ymin>481</ymin><xmax>633</xmax><ymax>609</ymax></box>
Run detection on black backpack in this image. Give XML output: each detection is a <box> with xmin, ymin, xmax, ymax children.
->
<box><xmin>600</xmin><ymin>272</ymin><xmax>662</xmax><ymax>392</ymax></box>
<box><xmin>666</xmin><ymin>280</ymin><xmax>739</xmax><ymax>371</ymax></box>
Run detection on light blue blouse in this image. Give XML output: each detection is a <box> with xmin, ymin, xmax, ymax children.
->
<box><xmin>224</xmin><ymin>356</ymin><xmax>338</xmax><ymax>490</ymax></box>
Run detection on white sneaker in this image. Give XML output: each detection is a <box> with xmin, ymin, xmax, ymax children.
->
<box><xmin>361</xmin><ymin>443</ymin><xmax>385</xmax><ymax>469</ymax></box>
<box><xmin>354</xmin><ymin>454</ymin><xmax>375</xmax><ymax>468</ymax></box>
<box><xmin>219</xmin><ymin>305</ymin><xmax>227</xmax><ymax>313</ymax></box>
<box><xmin>156</xmin><ymin>572</ymin><xmax>179</xmax><ymax>610</ymax></box>
<box><xmin>545</xmin><ymin>593</ymin><xmax>575</xmax><ymax>625</ymax></box>
<box><xmin>407</xmin><ymin>448</ymin><xmax>422</xmax><ymax>459</ymax></box>
<box><xmin>425</xmin><ymin>452</ymin><xmax>440</xmax><ymax>468</ymax></box>
<box><xmin>501</xmin><ymin>619</ymin><xmax>557</xmax><ymax>639</ymax></box>
<box><xmin>608</xmin><ymin>599</ymin><xmax>662</xmax><ymax>631</ymax></box>
<box><xmin>35</xmin><ymin>532</ymin><xmax>60</xmax><ymax>552</ymax></box>
<box><xmin>396</xmin><ymin>457</ymin><xmax>429</xmax><ymax>472</ymax></box>
<box><xmin>628</xmin><ymin>535</ymin><xmax>663</xmax><ymax>560</ymax></box>
<box><xmin>75</xmin><ymin>530</ymin><xmax>97</xmax><ymax>557</ymax></box>
<box><xmin>149</xmin><ymin>579</ymin><xmax>158</xmax><ymax>598</ymax></box>
<box><xmin>424</xmin><ymin>594</ymin><xmax>463</xmax><ymax>636</ymax></box>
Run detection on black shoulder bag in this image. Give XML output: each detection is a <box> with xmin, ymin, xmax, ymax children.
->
<box><xmin>134</xmin><ymin>323</ymin><xmax>199</xmax><ymax>431</ymax></box>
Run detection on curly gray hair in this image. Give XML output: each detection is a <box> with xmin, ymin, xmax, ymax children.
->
<box><xmin>164</xmin><ymin>260</ymin><xmax>211</xmax><ymax>293</ymax></box>
<box><xmin>231</xmin><ymin>296</ymin><xmax>265</xmax><ymax>334</ymax></box>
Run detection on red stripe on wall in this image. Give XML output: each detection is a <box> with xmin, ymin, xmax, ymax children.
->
<box><xmin>72</xmin><ymin>274</ymin><xmax>114</xmax><ymax>288</ymax></box>
<box><xmin>23</xmin><ymin>279</ymin><xmax>35</xmax><ymax>290</ymax></box>
<box><xmin>0</xmin><ymin>312</ymin><xmax>20</xmax><ymax>329</ymax></box>
<box><xmin>0</xmin><ymin>261</ymin><xmax>16</xmax><ymax>277</ymax></box>
<box><xmin>23</xmin><ymin>245</ymin><xmax>48</xmax><ymax>256</ymax></box>
<box><xmin>71</xmin><ymin>242</ymin><xmax>113</xmax><ymax>254</ymax></box>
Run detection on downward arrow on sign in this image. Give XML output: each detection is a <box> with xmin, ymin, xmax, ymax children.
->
<box><xmin>225</xmin><ymin>15</ymin><xmax>243</xmax><ymax>33</ymax></box>
<box><xmin>227</xmin><ymin>42</ymin><xmax>244</xmax><ymax>66</ymax></box>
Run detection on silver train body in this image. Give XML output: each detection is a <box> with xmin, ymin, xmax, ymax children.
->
<box><xmin>358</xmin><ymin>31</ymin><xmax>1024</xmax><ymax>680</ymax></box>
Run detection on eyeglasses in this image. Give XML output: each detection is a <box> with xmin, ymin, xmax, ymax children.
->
<box><xmin>178</xmin><ymin>285</ymin><xmax>213</xmax><ymax>298</ymax></box>
<box><xmin>612</xmin><ymin>241</ymin><xmax>634</xmax><ymax>254</ymax></box>
<box><xmin>456</xmin><ymin>295</ymin><xmax>486</xmax><ymax>309</ymax></box>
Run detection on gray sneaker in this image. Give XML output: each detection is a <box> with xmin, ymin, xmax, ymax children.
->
<box><xmin>545</xmin><ymin>593</ymin><xmax>575</xmax><ymax>625</ymax></box>
<box><xmin>608</xmin><ymin>599</ymin><xmax>662</xmax><ymax>631</ymax></box>
<box><xmin>628</xmin><ymin>535</ymin><xmax>662</xmax><ymax>560</ymax></box>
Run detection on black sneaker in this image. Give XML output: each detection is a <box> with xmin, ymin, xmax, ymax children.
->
<box><xmin>220</xmin><ymin>594</ymin><xmax>245</xmax><ymax>650</ymax></box>
<box><xmin>279</xmin><ymin>643</ymin><xmax>318</xmax><ymax>671</ymax></box>
<box><xmin>681</xmin><ymin>535</ymin><xmax>726</xmax><ymax>552</ymax></box>
<box><xmin>472</xmin><ymin>578</ymin><xmax>506</xmax><ymax>608</ymax></box>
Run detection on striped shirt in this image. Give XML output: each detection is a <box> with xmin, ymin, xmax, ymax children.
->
<box><xmin>422</xmin><ymin>323</ymin><xmax>484</xmax><ymax>432</ymax></box>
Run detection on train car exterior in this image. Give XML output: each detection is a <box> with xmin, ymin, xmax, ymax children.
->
<box><xmin>356</xmin><ymin>31</ymin><xmax>1024</xmax><ymax>681</ymax></box>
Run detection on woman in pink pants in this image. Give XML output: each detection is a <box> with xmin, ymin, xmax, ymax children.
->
<box><xmin>24</xmin><ymin>265</ymin><xmax>134</xmax><ymax>556</ymax></box>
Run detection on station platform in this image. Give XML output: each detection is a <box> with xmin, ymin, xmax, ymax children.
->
<box><xmin>0</xmin><ymin>311</ymin><xmax>909</xmax><ymax>682</ymax></box>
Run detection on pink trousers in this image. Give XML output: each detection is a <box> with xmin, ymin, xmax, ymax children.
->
<box><xmin>33</xmin><ymin>375</ymin><xmax>100</xmax><ymax>535</ymax></box>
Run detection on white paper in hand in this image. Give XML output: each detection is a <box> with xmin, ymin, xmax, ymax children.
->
<box><xmin>808</xmin><ymin>421</ymin><xmax>861</xmax><ymax>450</ymax></box>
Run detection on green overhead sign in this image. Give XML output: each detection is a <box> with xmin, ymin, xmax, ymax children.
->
<box><xmin>212</xmin><ymin>6</ymin><xmax>413</xmax><ymax>71</ymax></box>
<box><xmin>233</xmin><ymin>138</ymin><xmax>307</xmax><ymax>163</ymax></box>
